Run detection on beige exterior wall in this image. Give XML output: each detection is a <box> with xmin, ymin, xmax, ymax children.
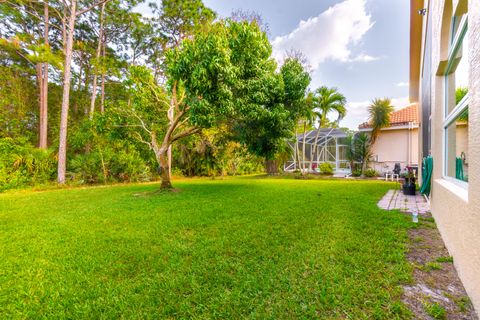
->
<box><xmin>367</xmin><ymin>126</ymin><xmax>419</xmax><ymax>173</ymax></box>
<box><xmin>417</xmin><ymin>0</ymin><xmax>480</xmax><ymax>313</ymax></box>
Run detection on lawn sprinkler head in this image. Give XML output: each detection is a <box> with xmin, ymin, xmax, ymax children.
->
<box><xmin>412</xmin><ymin>211</ymin><xmax>419</xmax><ymax>223</ymax></box>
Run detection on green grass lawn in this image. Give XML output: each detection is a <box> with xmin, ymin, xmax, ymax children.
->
<box><xmin>0</xmin><ymin>177</ymin><xmax>413</xmax><ymax>319</ymax></box>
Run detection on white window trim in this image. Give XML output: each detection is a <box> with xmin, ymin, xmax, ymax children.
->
<box><xmin>435</xmin><ymin>178</ymin><xmax>468</xmax><ymax>203</ymax></box>
<box><xmin>443</xmin><ymin>94</ymin><xmax>468</xmax><ymax>127</ymax></box>
<box><xmin>446</xmin><ymin>15</ymin><xmax>468</xmax><ymax>66</ymax></box>
<box><xmin>442</xmin><ymin>14</ymin><xmax>468</xmax><ymax>188</ymax></box>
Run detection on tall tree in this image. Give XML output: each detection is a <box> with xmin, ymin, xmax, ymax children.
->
<box><xmin>121</xmin><ymin>19</ymin><xmax>282</xmax><ymax>189</ymax></box>
<box><xmin>88</xmin><ymin>0</ymin><xmax>138</xmax><ymax>116</ymax></box>
<box><xmin>39</xmin><ymin>1</ymin><xmax>49</xmax><ymax>149</ymax></box>
<box><xmin>57</xmin><ymin>0</ymin><xmax>111</xmax><ymax>184</ymax></box>
<box><xmin>362</xmin><ymin>97</ymin><xmax>393</xmax><ymax>175</ymax></box>
<box><xmin>234</xmin><ymin>57</ymin><xmax>311</xmax><ymax>175</ymax></box>
<box><xmin>147</xmin><ymin>0</ymin><xmax>216</xmax><ymax>81</ymax></box>
<box><xmin>89</xmin><ymin>1</ymin><xmax>106</xmax><ymax>118</ymax></box>
<box><xmin>149</xmin><ymin>0</ymin><xmax>217</xmax><ymax>176</ymax></box>
<box><xmin>0</xmin><ymin>0</ymin><xmax>56</xmax><ymax>149</ymax></box>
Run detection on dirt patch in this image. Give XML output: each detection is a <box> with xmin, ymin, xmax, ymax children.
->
<box><xmin>402</xmin><ymin>217</ymin><xmax>477</xmax><ymax>319</ymax></box>
<box><xmin>133</xmin><ymin>188</ymin><xmax>181</xmax><ymax>197</ymax></box>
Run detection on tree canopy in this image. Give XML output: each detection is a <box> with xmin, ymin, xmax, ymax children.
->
<box><xmin>0</xmin><ymin>0</ymin><xmax>352</xmax><ymax>189</ymax></box>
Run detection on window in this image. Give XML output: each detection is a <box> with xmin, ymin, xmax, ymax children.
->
<box><xmin>444</xmin><ymin>14</ymin><xmax>469</xmax><ymax>184</ymax></box>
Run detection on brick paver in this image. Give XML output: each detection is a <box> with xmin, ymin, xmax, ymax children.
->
<box><xmin>377</xmin><ymin>189</ymin><xmax>430</xmax><ymax>215</ymax></box>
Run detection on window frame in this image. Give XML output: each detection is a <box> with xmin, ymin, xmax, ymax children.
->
<box><xmin>442</xmin><ymin>14</ymin><xmax>468</xmax><ymax>188</ymax></box>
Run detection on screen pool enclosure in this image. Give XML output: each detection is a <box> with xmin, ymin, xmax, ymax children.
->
<box><xmin>284</xmin><ymin>128</ymin><xmax>351</xmax><ymax>174</ymax></box>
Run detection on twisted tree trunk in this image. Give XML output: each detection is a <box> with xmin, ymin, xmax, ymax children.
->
<box><xmin>158</xmin><ymin>148</ymin><xmax>172</xmax><ymax>189</ymax></box>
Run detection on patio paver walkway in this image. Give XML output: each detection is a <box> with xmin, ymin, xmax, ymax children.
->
<box><xmin>377</xmin><ymin>189</ymin><xmax>430</xmax><ymax>215</ymax></box>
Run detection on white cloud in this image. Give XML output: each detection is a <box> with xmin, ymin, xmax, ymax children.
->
<box><xmin>397</xmin><ymin>82</ymin><xmax>409</xmax><ymax>87</ymax></box>
<box><xmin>341</xmin><ymin>100</ymin><xmax>371</xmax><ymax>130</ymax></box>
<box><xmin>272</xmin><ymin>0</ymin><xmax>375</xmax><ymax>70</ymax></box>
<box><xmin>340</xmin><ymin>96</ymin><xmax>410</xmax><ymax>130</ymax></box>
<box><xmin>391</xmin><ymin>96</ymin><xmax>410</xmax><ymax>109</ymax></box>
<box><xmin>349</xmin><ymin>54</ymin><xmax>380</xmax><ymax>62</ymax></box>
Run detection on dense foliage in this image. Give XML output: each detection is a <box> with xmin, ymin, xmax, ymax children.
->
<box><xmin>0</xmin><ymin>0</ymin><xmax>349</xmax><ymax>190</ymax></box>
<box><xmin>1</xmin><ymin>0</ymin><xmax>309</xmax><ymax>190</ymax></box>
<box><xmin>0</xmin><ymin>138</ymin><xmax>56</xmax><ymax>191</ymax></box>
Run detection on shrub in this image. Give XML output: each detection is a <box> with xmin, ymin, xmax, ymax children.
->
<box><xmin>171</xmin><ymin>167</ymin><xmax>184</xmax><ymax>177</ymax></box>
<box><xmin>67</xmin><ymin>116</ymin><xmax>154</xmax><ymax>184</ymax></box>
<box><xmin>0</xmin><ymin>137</ymin><xmax>57</xmax><ymax>191</ymax></box>
<box><xmin>69</xmin><ymin>146</ymin><xmax>151</xmax><ymax>184</ymax></box>
<box><xmin>364</xmin><ymin>168</ymin><xmax>378</xmax><ymax>178</ymax></box>
<box><xmin>319</xmin><ymin>162</ymin><xmax>334</xmax><ymax>175</ymax></box>
<box><xmin>352</xmin><ymin>170</ymin><xmax>362</xmax><ymax>177</ymax></box>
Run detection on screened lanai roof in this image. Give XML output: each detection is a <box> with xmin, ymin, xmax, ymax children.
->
<box><xmin>296</xmin><ymin>128</ymin><xmax>348</xmax><ymax>144</ymax></box>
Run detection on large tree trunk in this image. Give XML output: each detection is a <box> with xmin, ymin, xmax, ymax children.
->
<box><xmin>100</xmin><ymin>41</ymin><xmax>106</xmax><ymax>113</ymax></box>
<box><xmin>265</xmin><ymin>159</ymin><xmax>278</xmax><ymax>175</ymax></box>
<box><xmin>150</xmin><ymin>130</ymin><xmax>173</xmax><ymax>190</ymax></box>
<box><xmin>39</xmin><ymin>62</ymin><xmax>48</xmax><ymax>149</ymax></box>
<box><xmin>39</xmin><ymin>2</ymin><xmax>49</xmax><ymax>149</ymax></box>
<box><xmin>158</xmin><ymin>148</ymin><xmax>172</xmax><ymax>189</ymax></box>
<box><xmin>57</xmin><ymin>0</ymin><xmax>77</xmax><ymax>184</ymax></box>
<box><xmin>36</xmin><ymin>64</ymin><xmax>45</xmax><ymax>148</ymax></box>
<box><xmin>360</xmin><ymin>160</ymin><xmax>368</xmax><ymax>178</ymax></box>
<box><xmin>89</xmin><ymin>1</ymin><xmax>106</xmax><ymax>119</ymax></box>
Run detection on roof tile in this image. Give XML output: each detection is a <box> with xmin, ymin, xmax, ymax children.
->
<box><xmin>359</xmin><ymin>103</ymin><xmax>418</xmax><ymax>129</ymax></box>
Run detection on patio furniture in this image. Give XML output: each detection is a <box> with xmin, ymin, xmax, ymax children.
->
<box><xmin>393</xmin><ymin>163</ymin><xmax>401</xmax><ymax>175</ymax></box>
<box><xmin>385</xmin><ymin>172</ymin><xmax>399</xmax><ymax>182</ymax></box>
<box><xmin>385</xmin><ymin>163</ymin><xmax>401</xmax><ymax>182</ymax></box>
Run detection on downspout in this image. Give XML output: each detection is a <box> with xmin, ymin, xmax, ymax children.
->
<box><xmin>407</xmin><ymin>122</ymin><xmax>412</xmax><ymax>166</ymax></box>
<box><xmin>406</xmin><ymin>123</ymin><xmax>409</xmax><ymax>166</ymax></box>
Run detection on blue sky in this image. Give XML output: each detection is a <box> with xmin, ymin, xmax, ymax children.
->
<box><xmin>139</xmin><ymin>0</ymin><xmax>410</xmax><ymax>129</ymax></box>
<box><xmin>205</xmin><ymin>0</ymin><xmax>410</xmax><ymax>129</ymax></box>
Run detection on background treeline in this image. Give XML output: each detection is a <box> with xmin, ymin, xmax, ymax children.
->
<box><xmin>0</xmin><ymin>0</ymin><xmax>317</xmax><ymax>190</ymax></box>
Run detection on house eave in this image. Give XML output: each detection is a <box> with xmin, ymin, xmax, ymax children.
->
<box><xmin>359</xmin><ymin>123</ymin><xmax>419</xmax><ymax>132</ymax></box>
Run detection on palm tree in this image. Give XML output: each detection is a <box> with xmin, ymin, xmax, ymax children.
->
<box><xmin>314</xmin><ymin>86</ymin><xmax>347</xmax><ymax>128</ymax></box>
<box><xmin>354</xmin><ymin>132</ymin><xmax>372</xmax><ymax>175</ymax></box>
<box><xmin>368</xmin><ymin>97</ymin><xmax>394</xmax><ymax>144</ymax></box>
<box><xmin>310</xmin><ymin>87</ymin><xmax>347</xmax><ymax>167</ymax></box>
<box><xmin>363</xmin><ymin>97</ymin><xmax>394</xmax><ymax>175</ymax></box>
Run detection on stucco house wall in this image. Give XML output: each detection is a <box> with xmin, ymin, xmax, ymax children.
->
<box><xmin>368</xmin><ymin>127</ymin><xmax>419</xmax><ymax>173</ymax></box>
<box><xmin>413</xmin><ymin>0</ymin><xmax>480</xmax><ymax>313</ymax></box>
